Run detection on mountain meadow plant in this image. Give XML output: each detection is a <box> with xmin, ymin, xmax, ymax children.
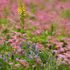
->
<box><xmin>0</xmin><ymin>41</ymin><xmax>70</xmax><ymax>70</ymax></box>
<box><xmin>0</xmin><ymin>0</ymin><xmax>70</xmax><ymax>70</ymax></box>
<box><xmin>61</xmin><ymin>10</ymin><xmax>70</xmax><ymax>19</ymax></box>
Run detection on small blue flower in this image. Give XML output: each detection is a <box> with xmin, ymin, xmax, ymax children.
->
<box><xmin>28</xmin><ymin>55</ymin><xmax>33</xmax><ymax>59</ymax></box>
<box><xmin>26</xmin><ymin>42</ymin><xmax>32</xmax><ymax>48</ymax></box>
<box><xmin>0</xmin><ymin>55</ymin><xmax>2</xmax><ymax>59</ymax></box>
<box><xmin>32</xmin><ymin>43</ymin><xmax>36</xmax><ymax>50</ymax></box>
<box><xmin>35</xmin><ymin>47</ymin><xmax>39</xmax><ymax>54</ymax></box>
<box><xmin>27</xmin><ymin>44</ymin><xmax>30</xmax><ymax>48</ymax></box>
<box><xmin>29</xmin><ymin>50</ymin><xmax>35</xmax><ymax>55</ymax></box>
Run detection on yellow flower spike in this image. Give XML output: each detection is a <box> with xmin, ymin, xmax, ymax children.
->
<box><xmin>17</xmin><ymin>0</ymin><xmax>26</xmax><ymax>25</ymax></box>
<box><xmin>18</xmin><ymin>5</ymin><xmax>26</xmax><ymax>16</ymax></box>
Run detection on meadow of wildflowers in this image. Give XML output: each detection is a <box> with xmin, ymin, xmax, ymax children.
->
<box><xmin>0</xmin><ymin>0</ymin><xmax>70</xmax><ymax>70</ymax></box>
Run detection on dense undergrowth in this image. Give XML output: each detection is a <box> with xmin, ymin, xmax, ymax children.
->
<box><xmin>0</xmin><ymin>0</ymin><xmax>70</xmax><ymax>70</ymax></box>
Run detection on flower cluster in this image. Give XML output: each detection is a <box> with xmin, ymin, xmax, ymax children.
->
<box><xmin>0</xmin><ymin>0</ymin><xmax>70</xmax><ymax>70</ymax></box>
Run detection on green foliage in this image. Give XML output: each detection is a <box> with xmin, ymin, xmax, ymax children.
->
<box><xmin>31</xmin><ymin>30</ymin><xmax>48</xmax><ymax>45</ymax></box>
<box><xmin>0</xmin><ymin>59</ymin><xmax>11</xmax><ymax>70</ymax></box>
<box><xmin>57</xmin><ymin>29</ymin><xmax>65</xmax><ymax>41</ymax></box>
<box><xmin>16</xmin><ymin>28</ymin><xmax>25</xmax><ymax>34</ymax></box>
<box><xmin>57</xmin><ymin>34</ymin><xmax>65</xmax><ymax>41</ymax></box>
<box><xmin>40</xmin><ymin>30</ymin><xmax>48</xmax><ymax>43</ymax></box>
<box><xmin>30</xmin><ymin>2</ymin><xmax>36</xmax><ymax>13</ymax></box>
<box><xmin>20</xmin><ymin>13</ymin><xmax>25</xmax><ymax>25</ymax></box>
<box><xmin>39</xmin><ymin>49</ymin><xmax>58</xmax><ymax>70</ymax></box>
<box><xmin>48</xmin><ymin>23</ymin><xmax>57</xmax><ymax>36</ymax></box>
<box><xmin>2</xmin><ymin>29</ymin><xmax>9</xmax><ymax>35</ymax></box>
<box><xmin>61</xmin><ymin>10</ymin><xmax>70</xmax><ymax>19</ymax></box>
<box><xmin>0</xmin><ymin>41</ymin><xmax>70</xmax><ymax>70</ymax></box>
<box><xmin>60</xmin><ymin>0</ymin><xmax>70</xmax><ymax>2</ymax></box>
<box><xmin>0</xmin><ymin>42</ymin><xmax>12</xmax><ymax>52</ymax></box>
<box><xmin>39</xmin><ymin>51</ymin><xmax>48</xmax><ymax>64</ymax></box>
<box><xmin>0</xmin><ymin>19</ymin><xmax>9</xmax><ymax>25</ymax></box>
<box><xmin>58</xmin><ymin>64</ymin><xmax>70</xmax><ymax>70</ymax></box>
<box><xmin>0</xmin><ymin>1</ymin><xmax>70</xmax><ymax>70</ymax></box>
<box><xmin>49</xmin><ymin>44</ymin><xmax>56</xmax><ymax>50</ymax></box>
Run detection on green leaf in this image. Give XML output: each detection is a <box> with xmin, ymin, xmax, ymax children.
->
<box><xmin>57</xmin><ymin>35</ymin><xmax>64</xmax><ymax>41</ymax></box>
<box><xmin>49</xmin><ymin>23</ymin><xmax>56</xmax><ymax>36</ymax></box>
<box><xmin>58</xmin><ymin>64</ymin><xmax>70</xmax><ymax>70</ymax></box>
<box><xmin>2</xmin><ymin>29</ymin><xmax>9</xmax><ymax>35</ymax></box>
<box><xmin>0</xmin><ymin>19</ymin><xmax>8</xmax><ymax>24</ymax></box>
<box><xmin>0</xmin><ymin>59</ymin><xmax>11</xmax><ymax>70</ymax></box>
<box><xmin>16</xmin><ymin>28</ymin><xmax>25</xmax><ymax>33</ymax></box>
<box><xmin>39</xmin><ymin>51</ymin><xmax>48</xmax><ymax>64</ymax></box>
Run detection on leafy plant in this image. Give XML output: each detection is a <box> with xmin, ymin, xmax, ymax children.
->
<box><xmin>48</xmin><ymin>23</ymin><xmax>57</xmax><ymax>36</ymax></box>
<box><xmin>58</xmin><ymin>64</ymin><xmax>70</xmax><ymax>70</ymax></box>
<box><xmin>0</xmin><ymin>59</ymin><xmax>11</xmax><ymax>70</ymax></box>
<box><xmin>0</xmin><ymin>19</ymin><xmax>9</xmax><ymax>25</ymax></box>
<box><xmin>29</xmin><ymin>2</ymin><xmax>37</xmax><ymax>13</ymax></box>
<box><xmin>61</xmin><ymin>10</ymin><xmax>70</xmax><ymax>19</ymax></box>
<box><xmin>2</xmin><ymin>29</ymin><xmax>9</xmax><ymax>35</ymax></box>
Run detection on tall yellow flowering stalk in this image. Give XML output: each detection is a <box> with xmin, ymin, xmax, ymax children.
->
<box><xmin>17</xmin><ymin>0</ymin><xmax>26</xmax><ymax>27</ymax></box>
